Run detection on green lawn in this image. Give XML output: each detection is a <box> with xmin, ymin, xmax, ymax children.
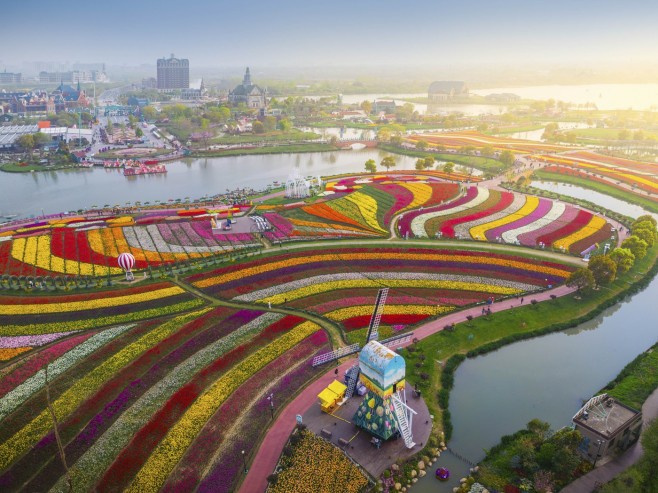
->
<box><xmin>191</xmin><ymin>143</ymin><xmax>339</xmax><ymax>158</ymax></box>
<box><xmin>211</xmin><ymin>130</ymin><xmax>320</xmax><ymax>144</ymax></box>
<box><xmin>532</xmin><ymin>169</ymin><xmax>658</xmax><ymax>214</ymax></box>
<box><xmin>378</xmin><ymin>144</ymin><xmax>506</xmax><ymax>174</ymax></box>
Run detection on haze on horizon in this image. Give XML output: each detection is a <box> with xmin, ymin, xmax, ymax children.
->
<box><xmin>3</xmin><ymin>0</ymin><xmax>658</xmax><ymax>81</ymax></box>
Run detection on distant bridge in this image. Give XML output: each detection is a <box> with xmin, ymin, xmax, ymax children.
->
<box><xmin>336</xmin><ymin>138</ymin><xmax>379</xmax><ymax>149</ymax></box>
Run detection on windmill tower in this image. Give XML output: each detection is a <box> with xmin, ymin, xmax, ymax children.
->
<box><xmin>311</xmin><ymin>288</ymin><xmax>417</xmax><ymax>448</ymax></box>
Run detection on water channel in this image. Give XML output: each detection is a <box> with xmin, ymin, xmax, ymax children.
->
<box><xmin>0</xmin><ymin>148</ymin><xmax>422</xmax><ymax>219</ymax></box>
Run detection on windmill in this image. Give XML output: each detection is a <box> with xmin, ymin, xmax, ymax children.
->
<box><xmin>311</xmin><ymin>288</ymin><xmax>418</xmax><ymax>448</ymax></box>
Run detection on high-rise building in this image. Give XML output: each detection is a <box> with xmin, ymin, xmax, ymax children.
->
<box><xmin>156</xmin><ymin>54</ymin><xmax>189</xmax><ymax>90</ymax></box>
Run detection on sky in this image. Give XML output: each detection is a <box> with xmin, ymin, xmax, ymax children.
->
<box><xmin>2</xmin><ymin>0</ymin><xmax>658</xmax><ymax>71</ymax></box>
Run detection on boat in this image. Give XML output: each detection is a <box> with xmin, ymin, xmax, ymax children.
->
<box><xmin>435</xmin><ymin>467</ymin><xmax>449</xmax><ymax>481</ymax></box>
<box><xmin>143</xmin><ymin>159</ymin><xmax>159</xmax><ymax>165</ymax></box>
<box><xmin>123</xmin><ymin>162</ymin><xmax>167</xmax><ymax>176</ymax></box>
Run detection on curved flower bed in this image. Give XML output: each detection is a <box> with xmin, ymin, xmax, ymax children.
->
<box><xmin>498</xmin><ymin>198</ymin><xmax>553</xmax><ymax>243</ymax></box>
<box><xmin>516</xmin><ymin>204</ymin><xmax>578</xmax><ymax>246</ymax></box>
<box><xmin>444</xmin><ymin>190</ymin><xmax>514</xmax><ymax>237</ymax></box>
<box><xmin>470</xmin><ymin>194</ymin><xmax>533</xmax><ymax>241</ymax></box>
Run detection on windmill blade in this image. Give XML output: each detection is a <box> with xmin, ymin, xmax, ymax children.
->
<box><xmin>344</xmin><ymin>364</ymin><xmax>361</xmax><ymax>399</ymax></box>
<box><xmin>365</xmin><ymin>287</ymin><xmax>389</xmax><ymax>342</ymax></box>
<box><xmin>380</xmin><ymin>331</ymin><xmax>414</xmax><ymax>349</ymax></box>
<box><xmin>311</xmin><ymin>343</ymin><xmax>361</xmax><ymax>367</ymax></box>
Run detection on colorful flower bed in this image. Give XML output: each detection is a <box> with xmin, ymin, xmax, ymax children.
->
<box><xmin>401</xmin><ymin>186</ymin><xmax>611</xmax><ymax>253</ymax></box>
<box><xmin>533</xmin><ymin>153</ymin><xmax>658</xmax><ymax>198</ymax></box>
<box><xmin>407</xmin><ymin>131</ymin><xmax>568</xmax><ymax>154</ymax></box>
<box><xmin>0</xmin><ymin>215</ymin><xmax>260</xmax><ymax>278</ymax></box>
<box><xmin>269</xmin><ymin>429</ymin><xmax>369</xmax><ymax>493</ymax></box>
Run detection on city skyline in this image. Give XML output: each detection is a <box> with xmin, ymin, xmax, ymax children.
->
<box><xmin>3</xmin><ymin>0</ymin><xmax>658</xmax><ymax>71</ymax></box>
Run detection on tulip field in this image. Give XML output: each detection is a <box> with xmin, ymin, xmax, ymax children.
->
<box><xmin>397</xmin><ymin>186</ymin><xmax>613</xmax><ymax>254</ymax></box>
<box><xmin>188</xmin><ymin>245</ymin><xmax>578</xmax><ymax>340</ymax></box>
<box><xmin>406</xmin><ymin>130</ymin><xmax>569</xmax><ymax>154</ymax></box>
<box><xmin>0</xmin><ymin>165</ymin><xmax>620</xmax><ymax>492</ymax></box>
<box><xmin>532</xmin><ymin>151</ymin><xmax>658</xmax><ymax>199</ymax></box>
<box><xmin>0</xmin><ymin>211</ymin><xmax>260</xmax><ymax>279</ymax></box>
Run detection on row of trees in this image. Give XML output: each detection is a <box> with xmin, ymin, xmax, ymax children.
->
<box><xmin>567</xmin><ymin>215</ymin><xmax>657</xmax><ymax>294</ymax></box>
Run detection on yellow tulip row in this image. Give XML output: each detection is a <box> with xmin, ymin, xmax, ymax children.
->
<box><xmin>0</xmin><ymin>309</ymin><xmax>209</xmax><ymax>472</ymax></box>
<box><xmin>0</xmin><ymin>286</ymin><xmax>185</xmax><ymax>315</ymax></box>
<box><xmin>11</xmin><ymin>236</ymin><xmax>122</xmax><ymax>276</ymax></box>
<box><xmin>0</xmin><ymin>299</ymin><xmax>206</xmax><ymax>337</ymax></box>
<box><xmin>258</xmin><ymin>279</ymin><xmax>519</xmax><ymax>305</ymax></box>
<box><xmin>127</xmin><ymin>320</ymin><xmax>323</xmax><ymax>492</ymax></box>
<box><xmin>553</xmin><ymin>215</ymin><xmax>607</xmax><ymax>251</ymax></box>
<box><xmin>470</xmin><ymin>196</ymin><xmax>539</xmax><ymax>241</ymax></box>
<box><xmin>344</xmin><ymin>192</ymin><xmax>386</xmax><ymax>233</ymax></box>
<box><xmin>398</xmin><ymin>182</ymin><xmax>434</xmax><ymax>214</ymax></box>
<box><xmin>325</xmin><ymin>303</ymin><xmax>455</xmax><ymax>321</ymax></box>
<box><xmin>195</xmin><ymin>252</ymin><xmax>572</xmax><ymax>288</ymax></box>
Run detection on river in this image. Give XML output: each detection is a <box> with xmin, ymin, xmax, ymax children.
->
<box><xmin>0</xmin><ymin>149</ymin><xmax>421</xmax><ymax>219</ymax></box>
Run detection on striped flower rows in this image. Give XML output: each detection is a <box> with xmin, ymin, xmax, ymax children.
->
<box><xmin>1</xmin><ymin>217</ymin><xmax>259</xmax><ymax>278</ymax></box>
<box><xmin>402</xmin><ymin>186</ymin><xmax>612</xmax><ymax>254</ymax></box>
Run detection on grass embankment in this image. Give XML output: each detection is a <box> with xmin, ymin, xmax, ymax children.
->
<box><xmin>211</xmin><ymin>131</ymin><xmax>320</xmax><ymax>144</ymax></box>
<box><xmin>531</xmin><ymin>169</ymin><xmax>658</xmax><ymax>214</ymax></box>
<box><xmin>409</xmin><ymin>244</ymin><xmax>657</xmax><ymax>439</ymax></box>
<box><xmin>191</xmin><ymin>143</ymin><xmax>340</xmax><ymax>158</ymax></box>
<box><xmin>378</xmin><ymin>144</ymin><xmax>506</xmax><ymax>174</ymax></box>
<box><xmin>600</xmin><ymin>340</ymin><xmax>658</xmax><ymax>410</ymax></box>
<box><xmin>1</xmin><ymin>162</ymin><xmax>78</xmax><ymax>173</ymax></box>
<box><xmin>95</xmin><ymin>148</ymin><xmax>172</xmax><ymax>160</ymax></box>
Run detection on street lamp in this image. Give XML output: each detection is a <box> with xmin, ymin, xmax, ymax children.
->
<box><xmin>241</xmin><ymin>449</ymin><xmax>248</xmax><ymax>474</ymax></box>
<box><xmin>267</xmin><ymin>393</ymin><xmax>274</xmax><ymax>420</ymax></box>
<box><xmin>593</xmin><ymin>439</ymin><xmax>605</xmax><ymax>467</ymax></box>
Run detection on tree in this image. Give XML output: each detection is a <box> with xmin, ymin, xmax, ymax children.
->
<box><xmin>106</xmin><ymin>120</ymin><xmax>113</xmax><ymax>134</ymax></box>
<box><xmin>633</xmin><ymin>228</ymin><xmax>656</xmax><ymax>248</ymax></box>
<box><xmin>252</xmin><ymin>121</ymin><xmax>265</xmax><ymax>134</ymax></box>
<box><xmin>622</xmin><ymin>235</ymin><xmax>648</xmax><ymax>260</ymax></box>
<box><xmin>618</xmin><ymin>129</ymin><xmax>631</xmax><ymax>140</ymax></box>
<box><xmin>416</xmin><ymin>140</ymin><xmax>428</xmax><ymax>151</ymax></box>
<box><xmin>141</xmin><ymin>106</ymin><xmax>157</xmax><ymax>120</ymax></box>
<box><xmin>424</xmin><ymin>156</ymin><xmax>435</xmax><ymax>169</ymax></box>
<box><xmin>277</xmin><ymin>119</ymin><xmax>292</xmax><ymax>131</ymax></box>
<box><xmin>415</xmin><ymin>158</ymin><xmax>425</xmax><ymax>171</ymax></box>
<box><xmin>360</xmin><ymin>100</ymin><xmax>372</xmax><ymax>115</ymax></box>
<box><xmin>632</xmin><ymin>215</ymin><xmax>657</xmax><ymax>229</ymax></box>
<box><xmin>588</xmin><ymin>254</ymin><xmax>617</xmax><ymax>287</ymax></box>
<box><xmin>135</xmin><ymin>127</ymin><xmax>144</xmax><ymax>138</ymax></box>
<box><xmin>17</xmin><ymin>134</ymin><xmax>34</xmax><ymax>152</ymax></box>
<box><xmin>263</xmin><ymin>116</ymin><xmax>277</xmax><ymax>132</ymax></box>
<box><xmin>380</xmin><ymin>156</ymin><xmax>396</xmax><ymax>171</ymax></box>
<box><xmin>480</xmin><ymin>145</ymin><xmax>494</xmax><ymax>158</ymax></box>
<box><xmin>609</xmin><ymin>248</ymin><xmax>635</xmax><ymax>274</ymax></box>
<box><xmin>566</xmin><ymin>268</ymin><xmax>594</xmax><ymax>295</ymax></box>
<box><xmin>499</xmin><ymin>149</ymin><xmax>515</xmax><ymax>167</ymax></box>
<box><xmin>377</xmin><ymin>128</ymin><xmax>391</xmax><ymax>142</ymax></box>
<box><xmin>32</xmin><ymin>132</ymin><xmax>51</xmax><ymax>149</ymax></box>
<box><xmin>364</xmin><ymin>158</ymin><xmax>376</xmax><ymax>174</ymax></box>
<box><xmin>443</xmin><ymin>161</ymin><xmax>455</xmax><ymax>174</ymax></box>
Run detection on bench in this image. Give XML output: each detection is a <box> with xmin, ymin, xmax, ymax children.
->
<box><xmin>321</xmin><ymin>428</ymin><xmax>332</xmax><ymax>438</ymax></box>
<box><xmin>338</xmin><ymin>438</ymin><xmax>349</xmax><ymax>447</ymax></box>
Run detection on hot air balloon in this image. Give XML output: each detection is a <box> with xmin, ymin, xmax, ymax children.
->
<box><xmin>117</xmin><ymin>252</ymin><xmax>136</xmax><ymax>281</ymax></box>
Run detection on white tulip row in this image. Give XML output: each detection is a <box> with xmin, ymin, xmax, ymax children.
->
<box><xmin>454</xmin><ymin>193</ymin><xmax>527</xmax><ymax>238</ymax></box>
<box><xmin>502</xmin><ymin>201</ymin><xmax>567</xmax><ymax>244</ymax></box>
<box><xmin>234</xmin><ymin>272</ymin><xmax>538</xmax><ymax>303</ymax></box>
<box><xmin>0</xmin><ymin>324</ymin><xmax>136</xmax><ymax>421</ymax></box>
<box><xmin>410</xmin><ymin>187</ymin><xmax>490</xmax><ymax>237</ymax></box>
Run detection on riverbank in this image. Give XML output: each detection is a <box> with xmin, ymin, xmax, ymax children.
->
<box><xmin>0</xmin><ymin>162</ymin><xmax>79</xmax><ymax>173</ymax></box>
<box><xmin>415</xmin><ymin>241</ymin><xmax>657</xmax><ymax>443</ymax></box>
<box><xmin>190</xmin><ymin>142</ymin><xmax>340</xmax><ymax>158</ymax></box>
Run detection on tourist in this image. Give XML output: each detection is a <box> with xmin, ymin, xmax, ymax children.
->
<box><xmin>521</xmin><ymin>297</ymin><xmax>524</xmax><ymax>304</ymax></box>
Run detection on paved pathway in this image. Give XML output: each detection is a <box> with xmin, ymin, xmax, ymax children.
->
<box><xmin>561</xmin><ymin>386</ymin><xmax>658</xmax><ymax>493</ymax></box>
<box><xmin>238</xmin><ymin>283</ymin><xmax>577</xmax><ymax>493</ymax></box>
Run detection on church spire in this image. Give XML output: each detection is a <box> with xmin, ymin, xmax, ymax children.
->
<box><xmin>243</xmin><ymin>67</ymin><xmax>251</xmax><ymax>87</ymax></box>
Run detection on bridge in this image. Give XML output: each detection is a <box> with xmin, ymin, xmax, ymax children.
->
<box><xmin>336</xmin><ymin>138</ymin><xmax>379</xmax><ymax>149</ymax></box>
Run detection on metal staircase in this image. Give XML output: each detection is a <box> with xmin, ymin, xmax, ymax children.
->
<box><xmin>368</xmin><ymin>288</ymin><xmax>389</xmax><ymax>342</ymax></box>
<box><xmin>391</xmin><ymin>390</ymin><xmax>417</xmax><ymax>449</ymax></box>
<box><xmin>344</xmin><ymin>364</ymin><xmax>361</xmax><ymax>400</ymax></box>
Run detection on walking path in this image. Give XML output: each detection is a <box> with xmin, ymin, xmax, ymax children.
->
<box><xmin>561</xmin><ymin>386</ymin><xmax>658</xmax><ymax>493</ymax></box>
<box><xmin>238</xmin><ymin>282</ymin><xmax>577</xmax><ymax>493</ymax></box>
